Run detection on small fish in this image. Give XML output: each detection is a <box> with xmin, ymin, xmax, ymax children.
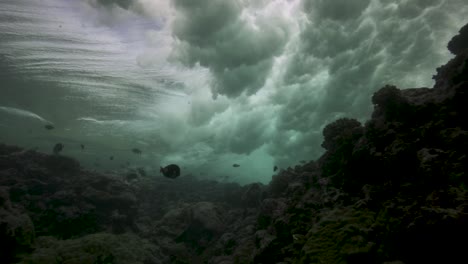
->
<box><xmin>132</xmin><ymin>148</ymin><xmax>142</xmax><ymax>155</ymax></box>
<box><xmin>274</xmin><ymin>165</ymin><xmax>278</xmax><ymax>172</ymax></box>
<box><xmin>109</xmin><ymin>156</ymin><xmax>114</xmax><ymax>160</ymax></box>
<box><xmin>300</xmin><ymin>160</ymin><xmax>306</xmax><ymax>164</ymax></box>
<box><xmin>292</xmin><ymin>234</ymin><xmax>304</xmax><ymax>241</ymax></box>
<box><xmin>233</xmin><ymin>164</ymin><xmax>240</xmax><ymax>167</ymax></box>
<box><xmin>80</xmin><ymin>144</ymin><xmax>85</xmax><ymax>150</ymax></box>
<box><xmin>44</xmin><ymin>124</ymin><xmax>54</xmax><ymax>130</ymax></box>
<box><xmin>53</xmin><ymin>143</ymin><xmax>64</xmax><ymax>154</ymax></box>
<box><xmin>160</xmin><ymin>164</ymin><xmax>181</xmax><ymax>179</ymax></box>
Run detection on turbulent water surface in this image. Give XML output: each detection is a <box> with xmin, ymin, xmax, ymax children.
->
<box><xmin>1</xmin><ymin>0</ymin><xmax>467</xmax><ymax>184</ymax></box>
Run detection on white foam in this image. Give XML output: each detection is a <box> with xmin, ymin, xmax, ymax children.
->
<box><xmin>0</xmin><ymin>106</ymin><xmax>51</xmax><ymax>124</ymax></box>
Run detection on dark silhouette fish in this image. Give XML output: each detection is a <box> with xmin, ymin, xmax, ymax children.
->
<box><xmin>233</xmin><ymin>164</ymin><xmax>240</xmax><ymax>167</ymax></box>
<box><xmin>44</xmin><ymin>124</ymin><xmax>54</xmax><ymax>130</ymax></box>
<box><xmin>274</xmin><ymin>165</ymin><xmax>278</xmax><ymax>172</ymax></box>
<box><xmin>132</xmin><ymin>148</ymin><xmax>142</xmax><ymax>155</ymax></box>
<box><xmin>80</xmin><ymin>144</ymin><xmax>85</xmax><ymax>150</ymax></box>
<box><xmin>53</xmin><ymin>143</ymin><xmax>64</xmax><ymax>154</ymax></box>
<box><xmin>109</xmin><ymin>156</ymin><xmax>114</xmax><ymax>160</ymax></box>
<box><xmin>160</xmin><ymin>164</ymin><xmax>181</xmax><ymax>179</ymax></box>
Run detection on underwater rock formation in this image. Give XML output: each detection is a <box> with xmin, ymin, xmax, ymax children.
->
<box><xmin>248</xmin><ymin>23</ymin><xmax>468</xmax><ymax>264</ymax></box>
<box><xmin>0</xmin><ymin>146</ymin><xmax>139</xmax><ymax>262</ymax></box>
<box><xmin>448</xmin><ymin>23</ymin><xmax>468</xmax><ymax>56</ymax></box>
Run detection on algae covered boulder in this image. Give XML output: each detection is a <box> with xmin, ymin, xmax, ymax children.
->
<box><xmin>19</xmin><ymin>233</ymin><xmax>161</xmax><ymax>264</ymax></box>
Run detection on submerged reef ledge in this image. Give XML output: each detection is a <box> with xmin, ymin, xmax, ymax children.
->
<box><xmin>1</xmin><ymin>24</ymin><xmax>468</xmax><ymax>264</ymax></box>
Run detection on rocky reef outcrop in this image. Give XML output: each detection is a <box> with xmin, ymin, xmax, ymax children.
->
<box><xmin>0</xmin><ymin>146</ymin><xmax>140</xmax><ymax>263</ymax></box>
<box><xmin>0</xmin><ymin>23</ymin><xmax>467</xmax><ymax>264</ymax></box>
<box><xmin>247</xmin><ymin>22</ymin><xmax>468</xmax><ymax>264</ymax></box>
